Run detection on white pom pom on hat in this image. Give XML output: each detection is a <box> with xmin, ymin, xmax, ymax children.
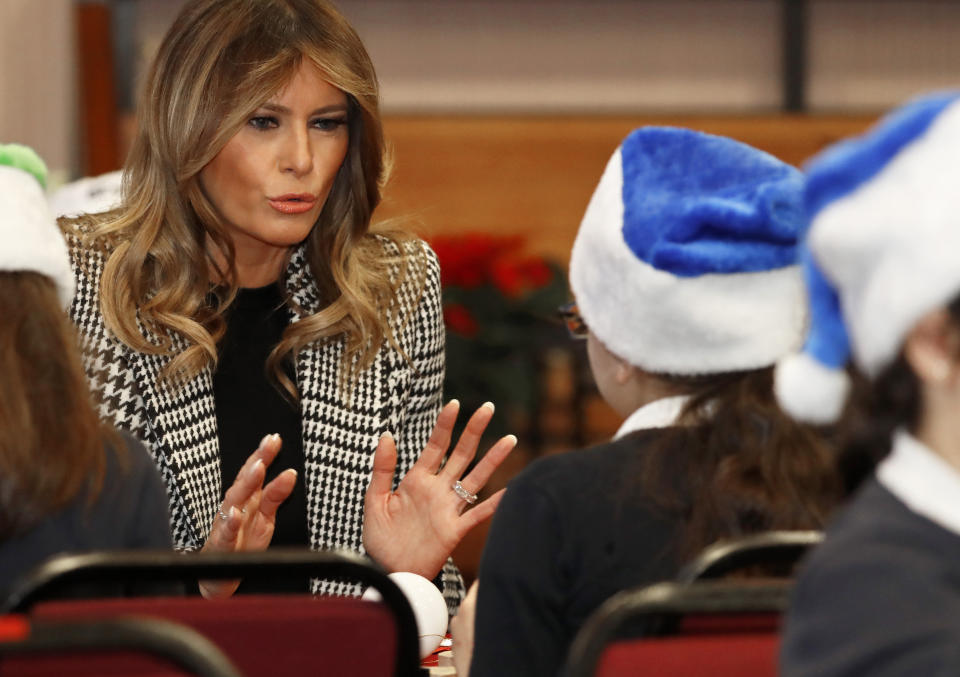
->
<box><xmin>775</xmin><ymin>91</ymin><xmax>960</xmax><ymax>423</ymax></box>
<box><xmin>774</xmin><ymin>352</ymin><xmax>851</xmax><ymax>425</ymax></box>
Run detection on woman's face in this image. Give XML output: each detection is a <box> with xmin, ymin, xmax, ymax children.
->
<box><xmin>200</xmin><ymin>61</ymin><xmax>349</xmax><ymax>276</ymax></box>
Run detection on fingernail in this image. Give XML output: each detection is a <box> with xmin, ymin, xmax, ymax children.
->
<box><xmin>258</xmin><ymin>434</ymin><xmax>271</xmax><ymax>447</ymax></box>
<box><xmin>506</xmin><ymin>434</ymin><xmax>518</xmax><ymax>446</ymax></box>
<box><xmin>482</xmin><ymin>401</ymin><xmax>495</xmax><ymax>413</ymax></box>
<box><xmin>447</xmin><ymin>399</ymin><xmax>460</xmax><ymax>408</ymax></box>
<box><xmin>380</xmin><ymin>431</ymin><xmax>394</xmax><ymax>442</ymax></box>
<box><xmin>286</xmin><ymin>469</ymin><xmax>298</xmax><ymax>478</ymax></box>
<box><xmin>270</xmin><ymin>433</ymin><xmax>281</xmax><ymax>442</ymax></box>
<box><xmin>249</xmin><ymin>459</ymin><xmax>264</xmax><ymax>476</ymax></box>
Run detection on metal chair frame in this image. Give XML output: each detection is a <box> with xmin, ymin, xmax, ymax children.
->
<box><xmin>0</xmin><ymin>614</ymin><xmax>242</xmax><ymax>677</ymax></box>
<box><xmin>563</xmin><ymin>579</ymin><xmax>793</xmax><ymax>677</ymax></box>
<box><xmin>676</xmin><ymin>530</ymin><xmax>823</xmax><ymax>583</ymax></box>
<box><xmin>2</xmin><ymin>548</ymin><xmax>422</xmax><ymax>677</ymax></box>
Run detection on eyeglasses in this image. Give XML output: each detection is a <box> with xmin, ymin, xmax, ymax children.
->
<box><xmin>557</xmin><ymin>302</ymin><xmax>588</xmax><ymax>340</ymax></box>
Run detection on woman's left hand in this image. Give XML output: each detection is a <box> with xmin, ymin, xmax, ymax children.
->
<box><xmin>198</xmin><ymin>434</ymin><xmax>297</xmax><ymax>598</ymax></box>
<box><xmin>362</xmin><ymin>400</ymin><xmax>517</xmax><ymax>579</ymax></box>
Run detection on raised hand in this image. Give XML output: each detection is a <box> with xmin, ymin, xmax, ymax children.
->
<box><xmin>198</xmin><ymin>433</ymin><xmax>297</xmax><ymax>598</ymax></box>
<box><xmin>362</xmin><ymin>400</ymin><xmax>518</xmax><ymax>579</ymax></box>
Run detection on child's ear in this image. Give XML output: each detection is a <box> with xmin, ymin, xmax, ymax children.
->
<box><xmin>903</xmin><ymin>309</ymin><xmax>958</xmax><ymax>386</ymax></box>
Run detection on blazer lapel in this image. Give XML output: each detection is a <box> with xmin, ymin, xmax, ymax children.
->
<box><xmin>128</xmin><ymin>343</ymin><xmax>222</xmax><ymax>545</ymax></box>
<box><xmin>284</xmin><ymin>246</ymin><xmax>388</xmax><ymax>551</ymax></box>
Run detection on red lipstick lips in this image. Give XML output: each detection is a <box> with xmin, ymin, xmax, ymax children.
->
<box><xmin>268</xmin><ymin>193</ymin><xmax>317</xmax><ymax>214</ymax></box>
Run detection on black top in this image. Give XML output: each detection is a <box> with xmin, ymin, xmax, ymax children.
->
<box><xmin>213</xmin><ymin>284</ymin><xmax>308</xmax><ymax>593</ymax></box>
<box><xmin>471</xmin><ymin>430</ymin><xmax>684</xmax><ymax>677</ymax></box>
<box><xmin>0</xmin><ymin>432</ymin><xmax>173</xmax><ymax>601</ymax></box>
<box><xmin>781</xmin><ymin>478</ymin><xmax>960</xmax><ymax>677</ymax></box>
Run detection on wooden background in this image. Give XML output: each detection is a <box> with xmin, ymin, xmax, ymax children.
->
<box><xmin>378</xmin><ymin>114</ymin><xmax>876</xmax><ymax>266</ymax></box>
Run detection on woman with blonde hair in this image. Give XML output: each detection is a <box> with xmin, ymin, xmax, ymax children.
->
<box><xmin>0</xmin><ymin>145</ymin><xmax>171</xmax><ymax>599</ymax></box>
<box><xmin>63</xmin><ymin>0</ymin><xmax>514</xmax><ymax>605</ymax></box>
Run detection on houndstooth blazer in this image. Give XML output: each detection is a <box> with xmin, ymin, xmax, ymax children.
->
<box><xmin>63</xmin><ymin>226</ymin><xmax>464</xmax><ymax>608</ymax></box>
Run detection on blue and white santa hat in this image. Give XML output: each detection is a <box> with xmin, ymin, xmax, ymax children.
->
<box><xmin>0</xmin><ymin>143</ymin><xmax>74</xmax><ymax>306</ymax></box>
<box><xmin>569</xmin><ymin>126</ymin><xmax>807</xmax><ymax>375</ymax></box>
<box><xmin>775</xmin><ymin>91</ymin><xmax>960</xmax><ymax>424</ymax></box>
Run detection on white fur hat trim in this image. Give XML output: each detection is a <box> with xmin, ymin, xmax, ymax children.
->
<box><xmin>0</xmin><ymin>165</ymin><xmax>74</xmax><ymax>306</ymax></box>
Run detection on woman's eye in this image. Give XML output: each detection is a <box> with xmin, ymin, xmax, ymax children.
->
<box><xmin>312</xmin><ymin>118</ymin><xmax>346</xmax><ymax>132</ymax></box>
<box><xmin>248</xmin><ymin>116</ymin><xmax>278</xmax><ymax>130</ymax></box>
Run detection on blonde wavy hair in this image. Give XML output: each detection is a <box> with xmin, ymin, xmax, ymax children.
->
<box><xmin>72</xmin><ymin>0</ymin><xmax>422</xmax><ymax>396</ymax></box>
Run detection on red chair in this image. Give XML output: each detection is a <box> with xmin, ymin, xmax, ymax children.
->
<box><xmin>0</xmin><ymin>613</ymin><xmax>241</xmax><ymax>677</ymax></box>
<box><xmin>562</xmin><ymin>580</ymin><xmax>792</xmax><ymax>677</ymax></box>
<box><xmin>2</xmin><ymin>549</ymin><xmax>422</xmax><ymax>677</ymax></box>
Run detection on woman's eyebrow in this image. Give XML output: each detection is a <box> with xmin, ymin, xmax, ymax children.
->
<box><xmin>259</xmin><ymin>102</ymin><xmax>349</xmax><ymax>115</ymax></box>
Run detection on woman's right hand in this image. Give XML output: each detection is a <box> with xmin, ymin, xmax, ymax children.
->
<box><xmin>198</xmin><ymin>433</ymin><xmax>298</xmax><ymax>599</ymax></box>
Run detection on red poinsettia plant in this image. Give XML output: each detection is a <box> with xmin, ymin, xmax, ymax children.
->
<box><xmin>429</xmin><ymin>234</ymin><xmax>569</xmax><ymax>441</ymax></box>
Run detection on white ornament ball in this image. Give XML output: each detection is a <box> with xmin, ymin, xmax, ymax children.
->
<box><xmin>362</xmin><ymin>571</ymin><xmax>449</xmax><ymax>659</ymax></box>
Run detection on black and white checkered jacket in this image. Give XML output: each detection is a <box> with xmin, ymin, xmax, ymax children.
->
<box><xmin>64</xmin><ymin>228</ymin><xmax>464</xmax><ymax>608</ymax></box>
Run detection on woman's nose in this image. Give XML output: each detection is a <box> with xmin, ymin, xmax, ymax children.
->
<box><xmin>280</xmin><ymin>128</ymin><xmax>314</xmax><ymax>176</ymax></box>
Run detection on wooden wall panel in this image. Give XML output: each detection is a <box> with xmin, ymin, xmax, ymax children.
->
<box><xmin>379</xmin><ymin>114</ymin><xmax>877</xmax><ymax>266</ymax></box>
<box><xmin>77</xmin><ymin>2</ymin><xmax>121</xmax><ymax>176</ymax></box>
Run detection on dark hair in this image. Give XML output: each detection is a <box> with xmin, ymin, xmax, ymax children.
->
<box><xmin>641</xmin><ymin>367</ymin><xmax>842</xmax><ymax>561</ymax></box>
<box><xmin>837</xmin><ymin>293</ymin><xmax>960</xmax><ymax>492</ymax></box>
<box><xmin>0</xmin><ymin>272</ymin><xmax>118</xmax><ymax>540</ymax></box>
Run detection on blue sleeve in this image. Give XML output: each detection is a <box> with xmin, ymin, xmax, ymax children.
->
<box><xmin>470</xmin><ymin>474</ymin><xmax>570</xmax><ymax>677</ymax></box>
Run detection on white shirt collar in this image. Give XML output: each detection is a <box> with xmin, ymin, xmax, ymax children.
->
<box><xmin>877</xmin><ymin>429</ymin><xmax>960</xmax><ymax>537</ymax></box>
<box><xmin>613</xmin><ymin>395</ymin><xmax>691</xmax><ymax>440</ymax></box>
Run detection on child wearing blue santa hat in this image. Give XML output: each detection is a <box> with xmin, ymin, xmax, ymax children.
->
<box><xmin>452</xmin><ymin>127</ymin><xmax>841</xmax><ymax>677</ymax></box>
<box><xmin>778</xmin><ymin>92</ymin><xmax>960</xmax><ymax>677</ymax></box>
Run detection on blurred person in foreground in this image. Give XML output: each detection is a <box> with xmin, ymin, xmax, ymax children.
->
<box><xmin>777</xmin><ymin>92</ymin><xmax>960</xmax><ymax>677</ymax></box>
<box><xmin>452</xmin><ymin>127</ymin><xmax>842</xmax><ymax>677</ymax></box>
<box><xmin>59</xmin><ymin>0</ymin><xmax>516</xmax><ymax>607</ymax></box>
<box><xmin>0</xmin><ymin>144</ymin><xmax>171</xmax><ymax>601</ymax></box>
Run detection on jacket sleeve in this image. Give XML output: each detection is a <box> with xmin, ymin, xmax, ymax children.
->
<box><xmin>391</xmin><ymin>240</ymin><xmax>465</xmax><ymax>611</ymax></box>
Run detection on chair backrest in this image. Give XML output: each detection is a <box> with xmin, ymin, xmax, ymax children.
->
<box><xmin>676</xmin><ymin>530</ymin><xmax>823</xmax><ymax>583</ymax></box>
<box><xmin>2</xmin><ymin>548</ymin><xmax>423</xmax><ymax>677</ymax></box>
<box><xmin>0</xmin><ymin>613</ymin><xmax>242</xmax><ymax>677</ymax></box>
<box><xmin>563</xmin><ymin>580</ymin><xmax>792</xmax><ymax>677</ymax></box>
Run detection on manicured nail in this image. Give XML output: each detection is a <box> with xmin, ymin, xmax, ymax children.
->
<box><xmin>270</xmin><ymin>433</ymin><xmax>281</xmax><ymax>442</ymax></box>
<box><xmin>259</xmin><ymin>434</ymin><xmax>272</xmax><ymax>447</ymax></box>
<box><xmin>482</xmin><ymin>402</ymin><xmax>495</xmax><ymax>413</ymax></box>
<box><xmin>249</xmin><ymin>458</ymin><xmax>264</xmax><ymax>477</ymax></box>
<box><xmin>447</xmin><ymin>399</ymin><xmax>460</xmax><ymax>408</ymax></box>
<box><xmin>285</xmin><ymin>469</ymin><xmax>298</xmax><ymax>478</ymax></box>
<box><xmin>505</xmin><ymin>434</ymin><xmax>518</xmax><ymax>446</ymax></box>
<box><xmin>380</xmin><ymin>431</ymin><xmax>395</xmax><ymax>442</ymax></box>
